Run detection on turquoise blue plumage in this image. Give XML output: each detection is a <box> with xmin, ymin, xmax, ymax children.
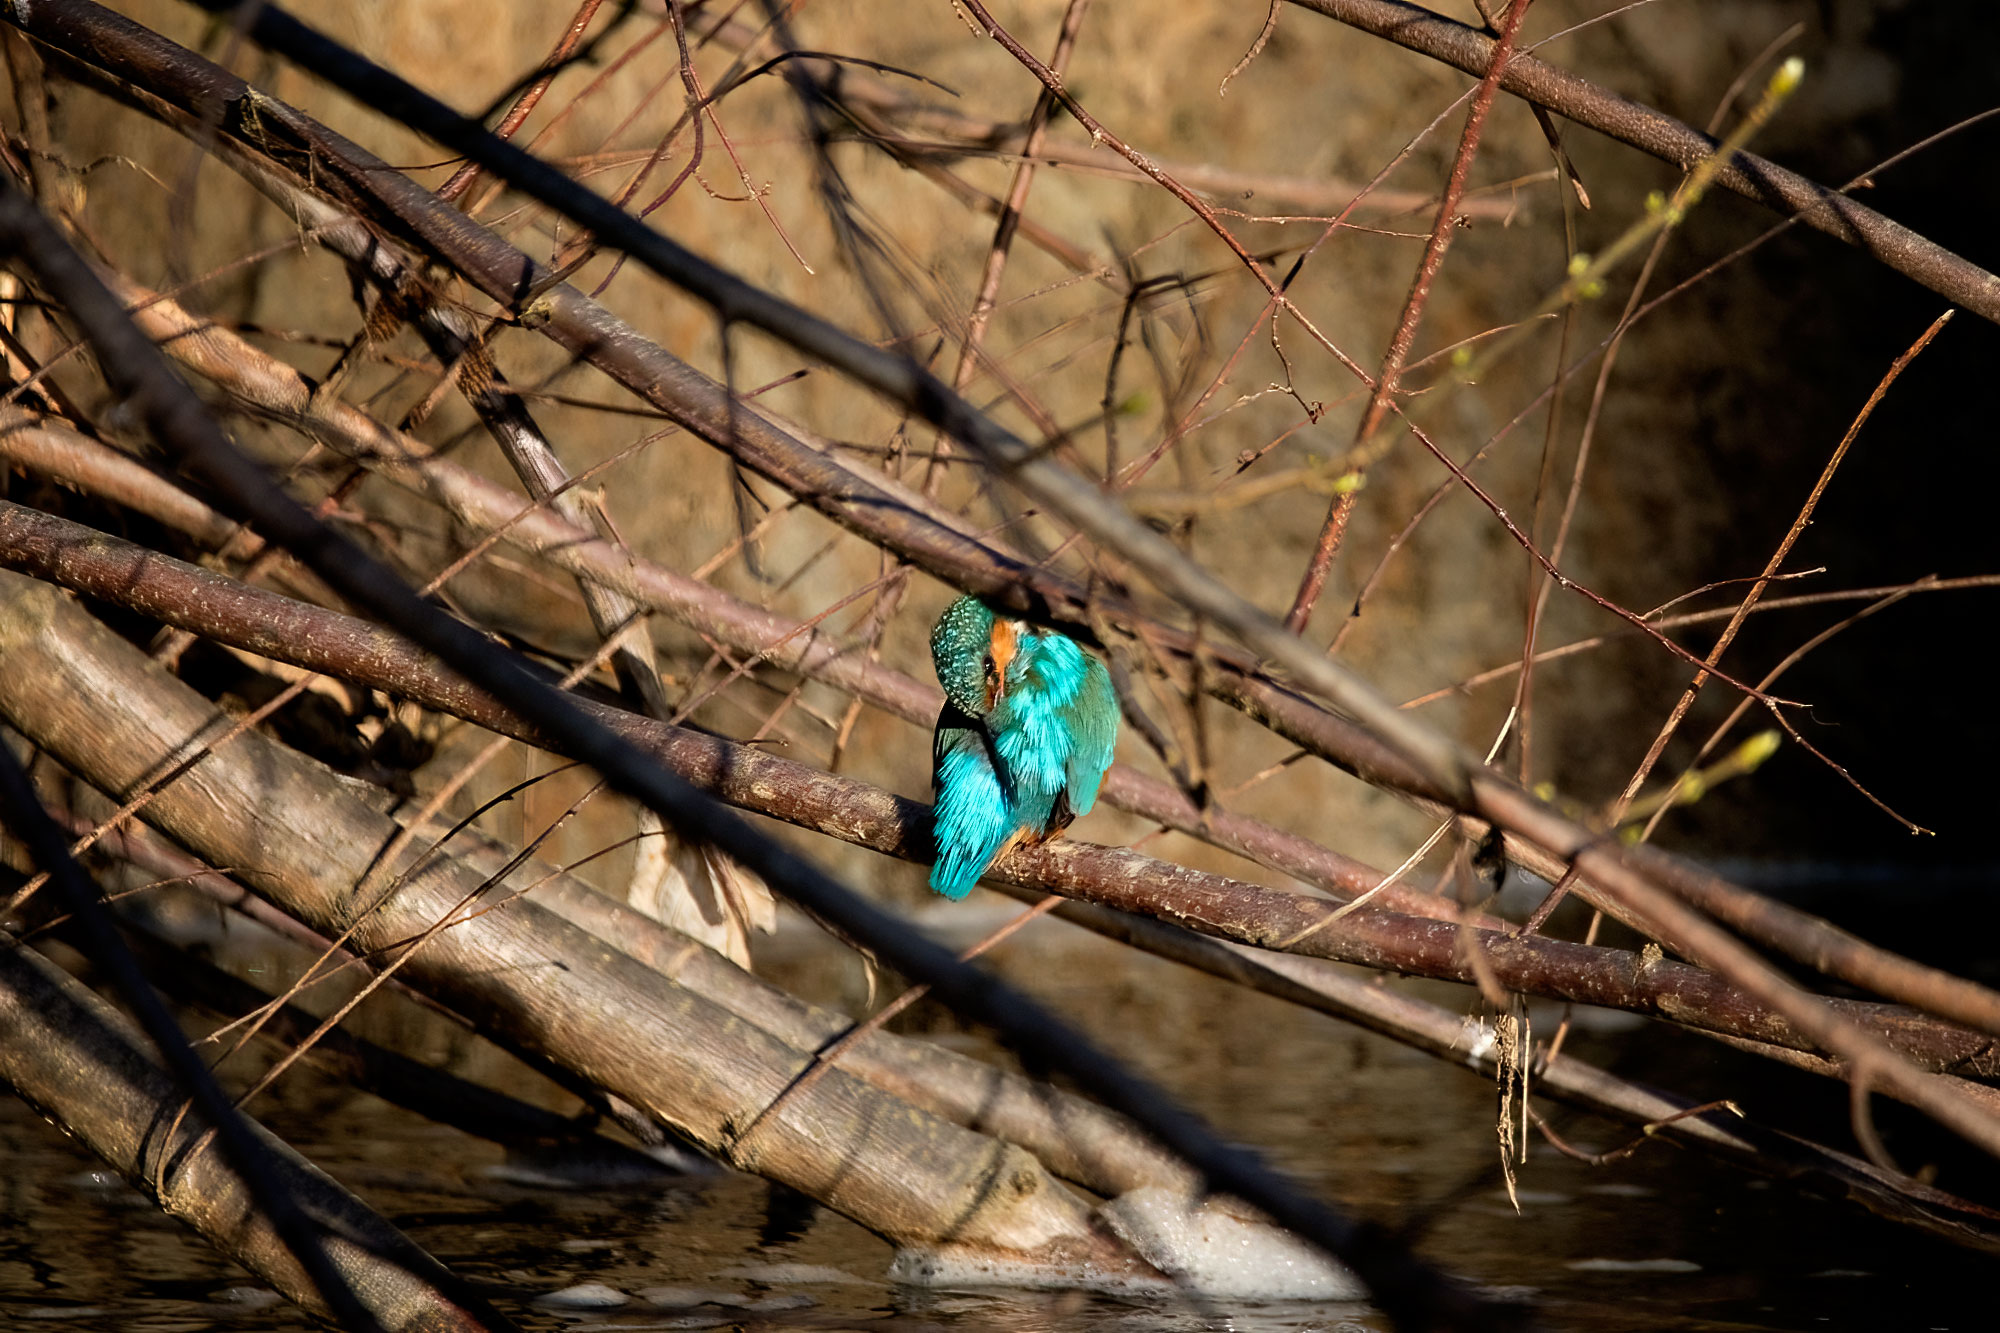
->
<box><xmin>928</xmin><ymin>595</ymin><xmax>1118</xmax><ymax>899</ymax></box>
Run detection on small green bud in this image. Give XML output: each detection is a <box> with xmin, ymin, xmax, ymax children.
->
<box><xmin>1736</xmin><ymin>729</ymin><xmax>1782</xmax><ymax>770</ymax></box>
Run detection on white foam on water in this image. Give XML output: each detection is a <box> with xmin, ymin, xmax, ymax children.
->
<box><xmin>1097</xmin><ymin>1188</ymin><xmax>1367</xmax><ymax>1301</ymax></box>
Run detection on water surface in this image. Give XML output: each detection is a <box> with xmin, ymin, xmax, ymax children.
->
<box><xmin>0</xmin><ymin>905</ymin><xmax>1981</xmax><ymax>1330</ymax></box>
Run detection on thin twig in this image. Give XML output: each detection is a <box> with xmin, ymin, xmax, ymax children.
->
<box><xmin>1283</xmin><ymin>0</ymin><xmax>1530</xmax><ymax>632</ymax></box>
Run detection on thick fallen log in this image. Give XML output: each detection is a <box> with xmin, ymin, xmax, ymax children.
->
<box><xmin>19</xmin><ymin>760</ymin><xmax>1191</xmax><ymax>1200</ymax></box>
<box><xmin>0</xmin><ymin>932</ymin><xmax>520</xmax><ymax>1332</ymax></box>
<box><xmin>0</xmin><ymin>863</ymin><xmax>678</xmax><ymax>1184</ymax></box>
<box><xmin>432</xmin><ymin>826</ymin><xmax>1198</xmax><ymax>1199</ymax></box>
<box><xmin>0</xmin><ymin>569</ymin><xmax>1146</xmax><ymax>1276</ymax></box>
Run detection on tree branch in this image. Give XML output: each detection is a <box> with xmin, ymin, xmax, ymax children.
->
<box><xmin>1286</xmin><ymin>0</ymin><xmax>2000</xmax><ymax>323</ymax></box>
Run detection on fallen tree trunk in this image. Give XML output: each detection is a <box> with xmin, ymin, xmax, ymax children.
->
<box><xmin>17</xmin><ymin>749</ymin><xmax>1193</xmax><ymax>1200</ymax></box>
<box><xmin>428</xmin><ymin>823</ymin><xmax>1198</xmax><ymax>1199</ymax></box>
<box><xmin>0</xmin><ymin>931</ymin><xmax>520</xmax><ymax>1332</ymax></box>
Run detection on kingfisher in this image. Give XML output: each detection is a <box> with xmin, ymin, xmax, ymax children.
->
<box><xmin>927</xmin><ymin>595</ymin><xmax>1119</xmax><ymax>899</ymax></box>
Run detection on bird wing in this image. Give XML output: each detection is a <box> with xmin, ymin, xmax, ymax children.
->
<box><xmin>1057</xmin><ymin>655</ymin><xmax>1118</xmax><ymax>819</ymax></box>
<box><xmin>930</xmin><ymin>703</ymin><xmax>1017</xmax><ymax>899</ymax></box>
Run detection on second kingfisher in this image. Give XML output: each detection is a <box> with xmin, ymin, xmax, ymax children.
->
<box><xmin>927</xmin><ymin>595</ymin><xmax>1118</xmax><ymax>899</ymax></box>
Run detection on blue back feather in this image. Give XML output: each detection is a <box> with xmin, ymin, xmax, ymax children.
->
<box><xmin>992</xmin><ymin>632</ymin><xmax>1091</xmax><ymax>826</ymax></box>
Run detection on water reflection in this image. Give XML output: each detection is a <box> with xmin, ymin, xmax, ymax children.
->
<box><xmin>0</xmin><ymin>909</ymin><xmax>1984</xmax><ymax>1331</ymax></box>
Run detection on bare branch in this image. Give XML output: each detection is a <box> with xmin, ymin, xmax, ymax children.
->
<box><xmin>1287</xmin><ymin>0</ymin><xmax>2000</xmax><ymax>323</ymax></box>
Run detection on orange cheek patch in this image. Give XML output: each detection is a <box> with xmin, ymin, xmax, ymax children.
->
<box><xmin>985</xmin><ymin>618</ymin><xmax>1019</xmax><ymax>707</ymax></box>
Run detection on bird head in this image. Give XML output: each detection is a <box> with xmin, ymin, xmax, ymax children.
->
<box><xmin>931</xmin><ymin>595</ymin><xmax>1025</xmax><ymax>718</ymax></box>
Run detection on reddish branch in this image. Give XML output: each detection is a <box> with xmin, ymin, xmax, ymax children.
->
<box><xmin>434</xmin><ymin>0</ymin><xmax>604</xmax><ymax>204</ymax></box>
<box><xmin>1286</xmin><ymin>0</ymin><xmax>1529</xmax><ymax>631</ymax></box>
